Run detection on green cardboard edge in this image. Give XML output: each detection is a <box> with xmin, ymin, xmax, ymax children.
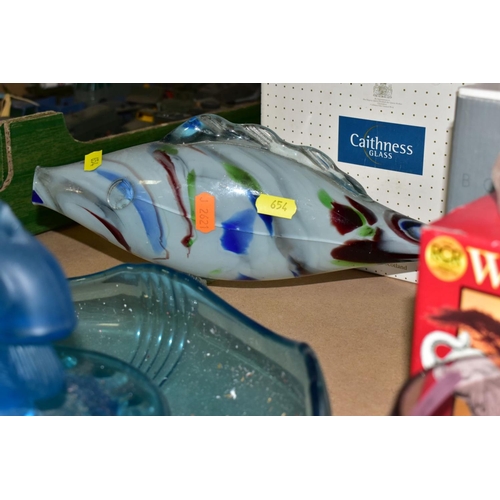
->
<box><xmin>0</xmin><ymin>103</ymin><xmax>261</xmax><ymax>235</ymax></box>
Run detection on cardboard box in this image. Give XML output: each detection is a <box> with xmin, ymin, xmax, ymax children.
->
<box><xmin>446</xmin><ymin>83</ymin><xmax>500</xmax><ymax>213</ymax></box>
<box><xmin>411</xmin><ymin>193</ymin><xmax>500</xmax><ymax>375</ymax></box>
<box><xmin>407</xmin><ymin>193</ymin><xmax>500</xmax><ymax>415</ymax></box>
<box><xmin>0</xmin><ymin>104</ymin><xmax>261</xmax><ymax>235</ymax></box>
<box><xmin>262</xmin><ymin>83</ymin><xmax>470</xmax><ymax>283</ymax></box>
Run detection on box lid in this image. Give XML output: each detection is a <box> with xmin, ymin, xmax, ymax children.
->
<box><xmin>459</xmin><ymin>83</ymin><xmax>500</xmax><ymax>101</ymax></box>
<box><xmin>429</xmin><ymin>193</ymin><xmax>500</xmax><ymax>240</ymax></box>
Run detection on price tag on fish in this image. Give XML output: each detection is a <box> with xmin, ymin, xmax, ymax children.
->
<box><xmin>195</xmin><ymin>192</ymin><xmax>216</xmax><ymax>233</ymax></box>
<box><xmin>84</xmin><ymin>150</ymin><xmax>103</xmax><ymax>171</ymax></box>
<box><xmin>256</xmin><ymin>194</ymin><xmax>297</xmax><ymax>219</ymax></box>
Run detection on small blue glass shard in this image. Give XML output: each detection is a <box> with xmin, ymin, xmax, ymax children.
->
<box><xmin>237</xmin><ymin>273</ymin><xmax>257</xmax><ymax>280</ymax></box>
<box><xmin>220</xmin><ymin>208</ymin><xmax>256</xmax><ymax>255</ymax></box>
<box><xmin>32</xmin><ymin>190</ymin><xmax>44</xmax><ymax>205</ymax></box>
<box><xmin>247</xmin><ymin>191</ymin><xmax>273</xmax><ymax>236</ymax></box>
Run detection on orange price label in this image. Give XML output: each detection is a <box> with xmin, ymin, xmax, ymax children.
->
<box><xmin>195</xmin><ymin>192</ymin><xmax>215</xmax><ymax>233</ymax></box>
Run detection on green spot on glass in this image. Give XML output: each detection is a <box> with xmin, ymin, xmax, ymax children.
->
<box><xmin>318</xmin><ymin>189</ymin><xmax>334</xmax><ymax>209</ymax></box>
<box><xmin>223</xmin><ymin>163</ymin><xmax>262</xmax><ymax>193</ymax></box>
<box><xmin>157</xmin><ymin>145</ymin><xmax>179</xmax><ymax>155</ymax></box>
<box><xmin>187</xmin><ymin>170</ymin><xmax>196</xmax><ymax>222</ymax></box>
<box><xmin>358</xmin><ymin>226</ymin><xmax>376</xmax><ymax>238</ymax></box>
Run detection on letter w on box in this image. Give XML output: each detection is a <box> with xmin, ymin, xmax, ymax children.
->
<box><xmin>338</xmin><ymin>116</ymin><xmax>426</xmax><ymax>175</ymax></box>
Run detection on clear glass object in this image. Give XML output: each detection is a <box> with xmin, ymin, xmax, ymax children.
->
<box><xmin>60</xmin><ymin>263</ymin><xmax>331</xmax><ymax>416</ymax></box>
<box><xmin>33</xmin><ymin>114</ymin><xmax>423</xmax><ymax>281</ymax></box>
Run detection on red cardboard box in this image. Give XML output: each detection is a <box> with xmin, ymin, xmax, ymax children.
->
<box><xmin>411</xmin><ymin>193</ymin><xmax>500</xmax><ymax>377</ymax></box>
<box><xmin>409</xmin><ymin>193</ymin><xmax>500</xmax><ymax>415</ymax></box>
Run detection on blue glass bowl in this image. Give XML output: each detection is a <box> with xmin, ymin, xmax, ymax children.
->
<box><xmin>1</xmin><ymin>346</ymin><xmax>169</xmax><ymax>416</ymax></box>
<box><xmin>45</xmin><ymin>347</ymin><xmax>169</xmax><ymax>416</ymax></box>
<box><xmin>60</xmin><ymin>264</ymin><xmax>331</xmax><ymax>416</ymax></box>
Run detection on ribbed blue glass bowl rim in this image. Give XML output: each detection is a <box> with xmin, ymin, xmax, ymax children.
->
<box><xmin>55</xmin><ymin>345</ymin><xmax>169</xmax><ymax>416</ymax></box>
<box><xmin>68</xmin><ymin>263</ymin><xmax>331</xmax><ymax>416</ymax></box>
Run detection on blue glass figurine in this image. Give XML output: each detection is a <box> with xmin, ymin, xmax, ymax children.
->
<box><xmin>0</xmin><ymin>201</ymin><xmax>167</xmax><ymax>415</ymax></box>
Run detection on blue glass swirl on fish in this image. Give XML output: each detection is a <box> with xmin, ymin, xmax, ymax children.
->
<box><xmin>221</xmin><ymin>208</ymin><xmax>257</xmax><ymax>254</ymax></box>
<box><xmin>96</xmin><ymin>169</ymin><xmax>167</xmax><ymax>254</ymax></box>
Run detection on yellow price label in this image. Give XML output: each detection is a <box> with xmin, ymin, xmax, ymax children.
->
<box><xmin>137</xmin><ymin>113</ymin><xmax>154</xmax><ymax>123</ymax></box>
<box><xmin>255</xmin><ymin>194</ymin><xmax>297</xmax><ymax>219</ymax></box>
<box><xmin>84</xmin><ymin>150</ymin><xmax>103</xmax><ymax>171</ymax></box>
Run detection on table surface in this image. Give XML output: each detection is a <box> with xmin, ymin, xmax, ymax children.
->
<box><xmin>37</xmin><ymin>225</ymin><xmax>417</xmax><ymax>416</ymax></box>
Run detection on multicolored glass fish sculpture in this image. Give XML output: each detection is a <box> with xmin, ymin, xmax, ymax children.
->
<box><xmin>32</xmin><ymin>114</ymin><xmax>422</xmax><ymax>280</ymax></box>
